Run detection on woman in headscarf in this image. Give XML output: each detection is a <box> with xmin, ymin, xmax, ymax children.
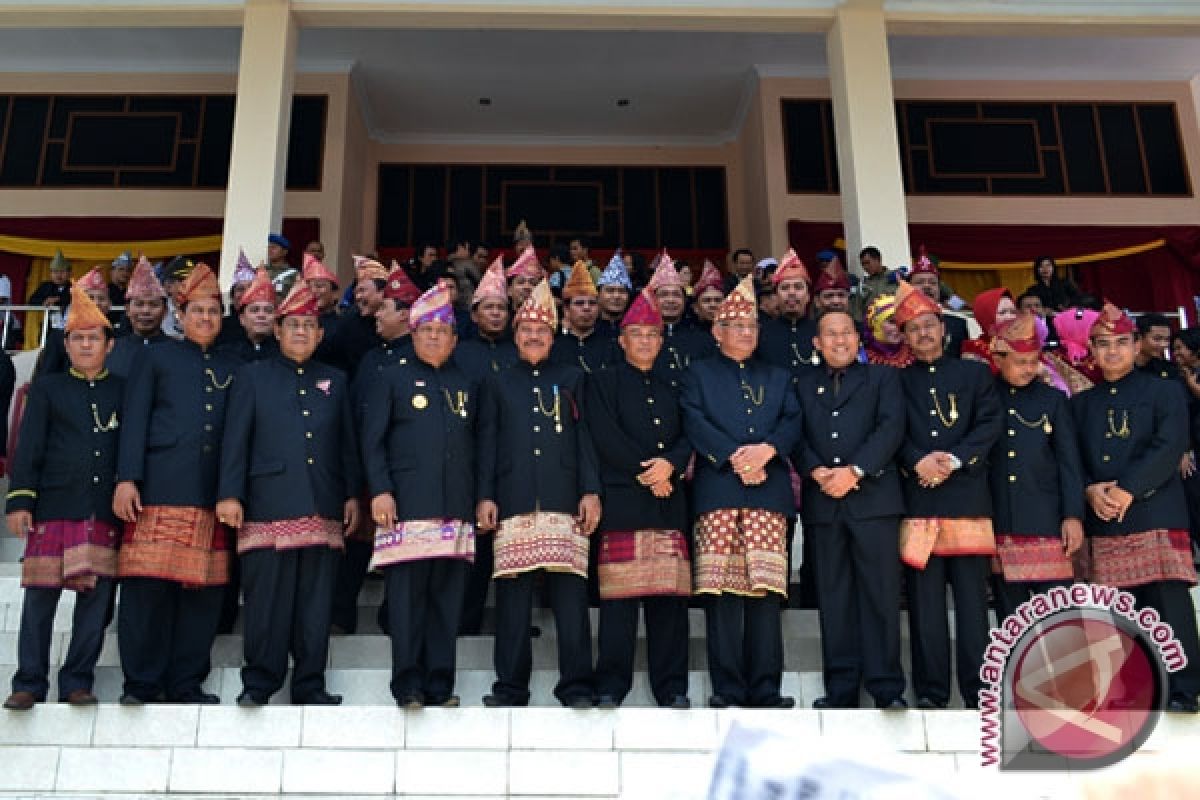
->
<box><xmin>862</xmin><ymin>294</ymin><xmax>913</xmax><ymax>368</ymax></box>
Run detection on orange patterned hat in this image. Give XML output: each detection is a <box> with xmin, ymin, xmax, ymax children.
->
<box><xmin>562</xmin><ymin>261</ymin><xmax>598</xmax><ymax>300</ymax></box>
<box><xmin>65</xmin><ymin>281</ymin><xmax>112</xmax><ymax>333</ymax></box>
<box><xmin>892</xmin><ymin>279</ymin><xmax>941</xmax><ymax>328</ymax></box>
<box><xmin>302</xmin><ymin>252</ymin><xmax>339</xmax><ymax>286</ymax></box>
<box><xmin>238</xmin><ymin>267</ymin><xmax>277</xmax><ymax>310</ymax></box>
<box><xmin>771</xmin><ymin>249</ymin><xmax>811</xmax><ymax>286</ymax></box>
<box><xmin>179</xmin><ymin>262</ymin><xmax>221</xmax><ymax>304</ymax></box>
<box><xmin>275</xmin><ymin>279</ymin><xmax>320</xmax><ymax>318</ymax></box>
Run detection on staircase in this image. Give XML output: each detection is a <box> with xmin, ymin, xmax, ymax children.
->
<box><xmin>1</xmin><ymin>547</ymin><xmax>1198</xmax><ymax>797</ymax></box>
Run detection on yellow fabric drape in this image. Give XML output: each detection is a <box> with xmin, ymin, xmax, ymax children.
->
<box><xmin>0</xmin><ymin>233</ymin><xmax>222</xmax><ymax>260</ymax></box>
<box><xmin>22</xmin><ymin>256</ymin><xmax>101</xmax><ymax>351</ymax></box>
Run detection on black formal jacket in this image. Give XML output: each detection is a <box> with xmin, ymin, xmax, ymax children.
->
<box><xmin>32</xmin><ymin>328</ymin><xmax>67</xmax><ymax>381</ymax></box>
<box><xmin>352</xmin><ymin>336</ymin><xmax>415</xmax><ymax>420</ymax></box>
<box><xmin>757</xmin><ymin>314</ymin><xmax>819</xmax><ymax>376</ymax></box>
<box><xmin>218</xmin><ymin>355</ymin><xmax>361</xmax><ymax>523</ymax></box>
<box><xmin>107</xmin><ymin>331</ymin><xmax>167</xmax><ymax>379</ymax></box>
<box><xmin>454</xmin><ymin>333</ymin><xmax>517</xmax><ymax>386</ymax></box>
<box><xmin>943</xmin><ymin>314</ymin><xmax>968</xmax><ymax>359</ymax></box>
<box><xmin>550</xmin><ymin>330</ymin><xmax>617</xmax><ymax>375</ymax></box>
<box><xmin>324</xmin><ymin>309</ymin><xmax>382</xmax><ymax>379</ymax></box>
<box><xmin>0</xmin><ymin>349</ymin><xmax>14</xmax><ymax>457</ymax></box>
<box><xmin>361</xmin><ymin>356</ymin><xmax>476</xmax><ymax>522</ymax></box>
<box><xmin>792</xmin><ymin>362</ymin><xmax>905</xmax><ymax>524</ymax></box>
<box><xmin>585</xmin><ymin>360</ymin><xmax>691</xmax><ymax>532</ymax></box>
<box><xmin>476</xmin><ymin>359</ymin><xmax>602</xmax><ymax>518</ymax></box>
<box><xmin>1071</xmin><ymin>369</ymin><xmax>1190</xmax><ymax>536</ymax></box>
<box><xmin>989</xmin><ymin>377</ymin><xmax>1085</xmax><ymax>537</ymax></box>
<box><xmin>1139</xmin><ymin>356</ymin><xmax>1180</xmax><ymax>382</ymax></box>
<box><xmin>899</xmin><ymin>355</ymin><xmax>1001</xmax><ymax>518</ymax></box>
<box><xmin>313</xmin><ymin>309</ymin><xmax>342</xmax><ymax>365</ymax></box>
<box><xmin>652</xmin><ymin>320</ymin><xmax>716</xmax><ymax>390</ymax></box>
<box><xmin>116</xmin><ymin>338</ymin><xmax>239</xmax><ymax>507</ymax></box>
<box><xmin>6</xmin><ymin>369</ymin><xmax>122</xmax><ymax>524</ymax></box>
<box><xmin>216</xmin><ymin>332</ymin><xmax>279</xmax><ymax>365</ymax></box>
<box><xmin>680</xmin><ymin>353</ymin><xmax>802</xmax><ymax>517</ymax></box>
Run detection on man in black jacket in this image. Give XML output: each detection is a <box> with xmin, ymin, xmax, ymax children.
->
<box><xmin>107</xmin><ymin>256</ymin><xmax>169</xmax><ymax>379</ymax></box>
<box><xmin>679</xmin><ymin>276</ymin><xmax>802</xmax><ymax>709</ymax></box>
<box><xmin>3</xmin><ymin>286</ymin><xmax>120</xmax><ymax>710</ymax></box>
<box><xmin>586</xmin><ymin>289</ymin><xmax>693</xmax><ymax>710</ymax></box>
<box><xmin>987</xmin><ymin>312</ymin><xmax>1084</xmax><ymax>622</ymax></box>
<box><xmin>648</xmin><ymin>255</ymin><xmax>714</xmax><ymax>390</ymax></box>
<box><xmin>475</xmin><ymin>279</ymin><xmax>602</xmax><ymax>708</ymax></box>
<box><xmin>757</xmin><ymin>250</ymin><xmax>817</xmax><ymax>377</ymax></box>
<box><xmin>908</xmin><ymin>250</ymin><xmax>966</xmax><ymax>358</ymax></box>
<box><xmin>216</xmin><ymin>281</ymin><xmax>361</xmax><ymax>707</ymax></box>
<box><xmin>1073</xmin><ymin>303</ymin><xmax>1200</xmax><ymax>713</ymax></box>
<box><xmin>113</xmin><ymin>263</ymin><xmax>237</xmax><ymax>705</ymax></box>
<box><xmin>894</xmin><ymin>280</ymin><xmax>1001</xmax><ymax>710</ymax></box>
<box><xmin>793</xmin><ymin>309</ymin><xmax>907</xmax><ymax>710</ymax></box>
<box><xmin>362</xmin><ymin>281</ymin><xmax>476</xmax><ymax>708</ymax></box>
<box><xmin>216</xmin><ymin>267</ymin><xmax>279</xmax><ymax>364</ymax></box>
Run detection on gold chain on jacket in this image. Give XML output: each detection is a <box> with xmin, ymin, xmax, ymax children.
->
<box><xmin>931</xmin><ymin>388</ymin><xmax>959</xmax><ymax>428</ymax></box>
<box><xmin>1107</xmin><ymin>408</ymin><xmax>1131</xmax><ymax>439</ymax></box>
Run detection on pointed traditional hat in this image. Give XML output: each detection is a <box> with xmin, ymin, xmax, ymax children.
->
<box><xmin>513</xmin><ymin>279</ymin><xmax>557</xmax><ymax>331</ymax></box>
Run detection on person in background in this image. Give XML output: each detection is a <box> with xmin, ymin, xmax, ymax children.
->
<box><xmin>1024</xmin><ymin>255</ymin><xmax>1080</xmax><ymax>313</ymax></box>
<box><xmin>107</xmin><ymin>251</ymin><xmax>133</xmax><ymax>325</ymax></box>
<box><xmin>107</xmin><ymin>256</ymin><xmax>169</xmax><ymax>379</ymax></box>
<box><xmin>506</xmin><ymin>246</ymin><xmax>543</xmax><ymax>312</ymax></box>
<box><xmin>907</xmin><ymin>246</ymin><xmax>966</xmax><ymax>358</ymax></box>
<box><xmin>595</xmin><ymin>253</ymin><xmax>633</xmax><ymax>339</ymax></box>
<box><xmin>756</xmin><ymin>250</ymin><xmax>817</xmax><ymax>376</ymax></box>
<box><xmin>692</xmin><ymin>261</ymin><xmax>726</xmax><ymax>329</ymax></box>
<box><xmin>267</xmin><ymin>234</ymin><xmax>299</xmax><ymax>298</ymax></box>
<box><xmin>1135</xmin><ymin>312</ymin><xmax>1178</xmax><ymax>381</ymax></box>
<box><xmin>29</xmin><ymin>250</ymin><xmax>73</xmax><ymax>331</ymax></box>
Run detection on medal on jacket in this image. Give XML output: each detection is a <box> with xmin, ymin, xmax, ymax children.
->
<box><xmin>412</xmin><ymin>394</ymin><xmax>428</xmax><ymax>410</ymax></box>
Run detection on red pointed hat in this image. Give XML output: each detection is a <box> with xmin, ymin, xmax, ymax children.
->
<box><xmin>77</xmin><ymin>267</ymin><xmax>108</xmax><ymax>294</ymax></box>
<box><xmin>276</xmin><ymin>279</ymin><xmax>320</xmax><ymax>318</ymax></box>
<box><xmin>910</xmin><ymin>244</ymin><xmax>938</xmax><ymax>277</ymax></box>
<box><xmin>892</xmin><ymin>279</ymin><xmax>942</xmax><ymax>328</ymax></box>
<box><xmin>238</xmin><ymin>267</ymin><xmax>278</xmax><ymax>309</ymax></box>
<box><xmin>771</xmin><ymin>248</ymin><xmax>811</xmax><ymax>286</ymax></box>
<box><xmin>384</xmin><ymin>262</ymin><xmax>421</xmax><ymax>305</ymax></box>
<box><xmin>302</xmin><ymin>252</ymin><xmax>339</xmax><ymax>286</ymax></box>
<box><xmin>127</xmin><ymin>255</ymin><xmax>166</xmax><ymax>300</ymax></box>
<box><xmin>621</xmin><ymin>288</ymin><xmax>663</xmax><ymax>329</ymax></box>
<box><xmin>648</xmin><ymin>252</ymin><xmax>682</xmax><ymax>291</ymax></box>
<box><xmin>813</xmin><ymin>255</ymin><xmax>850</xmax><ymax>293</ymax></box>
<box><xmin>179</xmin><ymin>262</ymin><xmax>221</xmax><ymax>304</ymax></box>
<box><xmin>505</xmin><ymin>246</ymin><xmax>544</xmax><ymax>280</ymax></box>
<box><xmin>1091</xmin><ymin>302</ymin><xmax>1135</xmax><ymax>337</ymax></box>
<box><xmin>991</xmin><ymin>311</ymin><xmax>1041</xmax><ymax>355</ymax></box>
<box><xmin>694</xmin><ymin>259</ymin><xmax>724</xmax><ymax>295</ymax></box>
<box><xmin>473</xmin><ymin>255</ymin><xmax>509</xmax><ymax>305</ymax></box>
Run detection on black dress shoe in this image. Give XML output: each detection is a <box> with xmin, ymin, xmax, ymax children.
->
<box><xmin>3</xmin><ymin>691</ymin><xmax>36</xmax><ymax>710</ymax></box>
<box><xmin>708</xmin><ymin>695</ymin><xmax>733</xmax><ymax>709</ymax></box>
<box><xmin>812</xmin><ymin>696</ymin><xmax>831</xmax><ymax>710</ymax></box>
<box><xmin>594</xmin><ymin>694</ymin><xmax>618</xmax><ymax>710</ymax></box>
<box><xmin>667</xmin><ymin>695</ymin><xmax>691</xmax><ymax>710</ymax></box>
<box><xmin>482</xmin><ymin>693</ymin><xmax>527</xmax><ymax>708</ymax></box>
<box><xmin>1167</xmin><ymin>696</ymin><xmax>1200</xmax><ymax>713</ymax></box>
<box><xmin>400</xmin><ymin>693</ymin><xmax>424</xmax><ymax>711</ymax></box>
<box><xmin>425</xmin><ymin>695</ymin><xmax>460</xmax><ymax>708</ymax></box>
<box><xmin>172</xmin><ymin>689</ymin><xmax>220</xmax><ymax>705</ymax></box>
<box><xmin>916</xmin><ymin>696</ymin><xmax>946</xmax><ymax>710</ymax></box>
<box><xmin>565</xmin><ymin>695</ymin><xmax>594</xmax><ymax>710</ymax></box>
<box><xmin>757</xmin><ymin>696</ymin><xmax>796</xmax><ymax>710</ymax></box>
<box><xmin>237</xmin><ymin>690</ymin><xmax>267</xmax><ymax>708</ymax></box>
<box><xmin>877</xmin><ymin>697</ymin><xmax>909</xmax><ymax>711</ymax></box>
<box><xmin>294</xmin><ymin>690</ymin><xmax>342</xmax><ymax>706</ymax></box>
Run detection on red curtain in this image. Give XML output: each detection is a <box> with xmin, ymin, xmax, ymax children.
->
<box><xmin>788</xmin><ymin>221</ymin><xmax>1200</xmax><ymax>323</ymax></box>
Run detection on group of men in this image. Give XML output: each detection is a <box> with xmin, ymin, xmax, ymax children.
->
<box><xmin>4</xmin><ymin>233</ymin><xmax>1200</xmax><ymax>718</ymax></box>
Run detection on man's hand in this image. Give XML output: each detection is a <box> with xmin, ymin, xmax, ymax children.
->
<box><xmin>739</xmin><ymin>467</ymin><xmax>768</xmax><ymax>486</ymax></box>
<box><xmin>730</xmin><ymin>443</ymin><xmax>776</xmax><ymax>477</ymax></box>
<box><xmin>1085</xmin><ymin>481</ymin><xmax>1120</xmax><ymax>521</ymax></box>
<box><xmin>1061</xmin><ymin>518</ymin><xmax>1084</xmax><ymax>557</ymax></box>
<box><xmin>6</xmin><ymin>511</ymin><xmax>31</xmax><ymax>538</ymax></box>
<box><xmin>476</xmin><ymin>500</ymin><xmax>498</xmax><ymax>531</ymax></box>
<box><xmin>343</xmin><ymin>497</ymin><xmax>360</xmax><ymax>533</ymax></box>
<box><xmin>649</xmin><ymin>480</ymin><xmax>673</xmax><ymax>499</ymax></box>
<box><xmin>113</xmin><ymin>480</ymin><xmax>142</xmax><ymax>523</ymax></box>
<box><xmin>821</xmin><ymin>467</ymin><xmax>860</xmax><ymax>499</ymax></box>
<box><xmin>810</xmin><ymin>466</ymin><xmax>834</xmax><ymax>488</ymax></box>
<box><xmin>915</xmin><ymin>454</ymin><xmax>952</xmax><ymax>488</ymax></box>
<box><xmin>637</xmin><ymin>458</ymin><xmax>674</xmax><ymax>488</ymax></box>
<box><xmin>578</xmin><ymin>493</ymin><xmax>602</xmax><ymax>535</ymax></box>
<box><xmin>371</xmin><ymin>493</ymin><xmax>397</xmax><ymax>531</ymax></box>
<box><xmin>1106</xmin><ymin>485</ymin><xmax>1134</xmax><ymax>523</ymax></box>
<box><xmin>215</xmin><ymin>498</ymin><xmax>243</xmax><ymax>529</ymax></box>
<box><xmin>1182</xmin><ymin>452</ymin><xmax>1196</xmax><ymax>480</ymax></box>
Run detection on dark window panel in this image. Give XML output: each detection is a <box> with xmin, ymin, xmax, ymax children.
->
<box><xmin>1098</xmin><ymin>104</ymin><xmax>1147</xmax><ymax>194</ymax></box>
<box><xmin>129</xmin><ymin>95</ymin><xmax>203</xmax><ymax>139</ymax></box>
<box><xmin>447</xmin><ymin>166</ymin><xmax>484</xmax><ymax>246</ymax></box>
<box><xmin>781</xmin><ymin>99</ymin><xmax>831</xmax><ymax>193</ymax></box>
<box><xmin>1058</xmin><ymin>104</ymin><xmax>1106</xmax><ymax>193</ymax></box>
<box><xmin>554</xmin><ymin>166</ymin><xmax>618</xmax><ymax>201</ymax></box>
<box><xmin>1</xmin><ymin>96</ymin><xmax>50</xmax><ymax>185</ymax></box>
<box><xmin>980</xmin><ymin>103</ymin><xmax>1057</xmax><ymax>146</ymax></box>
<box><xmin>991</xmin><ymin>152</ymin><xmax>1065</xmax><ymax>194</ymax></box>
<box><xmin>1137</xmin><ymin>104</ymin><xmax>1190</xmax><ymax>195</ymax></box>
<box><xmin>410</xmin><ymin>165</ymin><xmax>447</xmax><ymax>247</ymax></box>
<box><xmin>65</xmin><ymin>114</ymin><xmax>179</xmax><ymax>169</ymax></box>
<box><xmin>41</xmin><ymin>142</ymin><xmax>114</xmax><ymax>186</ymax></box>
<box><xmin>503</xmin><ymin>183</ymin><xmax>601</xmax><ymax>236</ymax></box>
<box><xmin>622</xmin><ymin>168</ymin><xmax>656</xmax><ymax>248</ymax></box>
<box><xmin>902</xmin><ymin>102</ymin><xmax>977</xmax><ymax>147</ymax></box>
<box><xmin>694</xmin><ymin>167</ymin><xmax>729</xmax><ymax>249</ymax></box>
<box><xmin>49</xmin><ymin>96</ymin><xmax>123</xmax><ymax>139</ymax></box>
<box><xmin>657</xmin><ymin>168</ymin><xmax>694</xmax><ymax>247</ymax></box>
<box><xmin>196</xmin><ymin>95</ymin><xmax>235</xmax><ymax>188</ymax></box>
<box><xmin>928</xmin><ymin>120</ymin><xmax>1041</xmax><ymax>176</ymax></box>
<box><xmin>909</xmin><ymin>148</ymin><xmax>988</xmax><ymax>193</ymax></box>
<box><xmin>119</xmin><ymin>143</ymin><xmax>197</xmax><ymax>187</ymax></box>
<box><xmin>375</xmin><ymin>164</ymin><xmax>411</xmax><ymax>248</ymax></box>
<box><xmin>598</xmin><ymin>210</ymin><xmax>621</xmax><ymax>249</ymax></box>
<box><xmin>285</xmin><ymin>95</ymin><xmax>325</xmax><ymax>190</ymax></box>
<box><xmin>484</xmin><ymin>208</ymin><xmax>502</xmax><ymax>248</ymax></box>
<box><xmin>824</xmin><ymin>100</ymin><xmax>840</xmax><ymax>192</ymax></box>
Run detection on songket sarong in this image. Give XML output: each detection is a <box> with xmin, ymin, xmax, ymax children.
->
<box><xmin>991</xmin><ymin>534</ymin><xmax>1074</xmax><ymax>583</ymax></box>
<box><xmin>1089</xmin><ymin>529</ymin><xmax>1197</xmax><ymax>589</ymax></box>
<box><xmin>493</xmin><ymin>512</ymin><xmax>588</xmax><ymax>579</ymax></box>
<box><xmin>21</xmin><ymin>519</ymin><xmax>119</xmax><ymax>591</ymax></box>
<box><xmin>597</xmin><ymin>529</ymin><xmax>691</xmax><ymax>599</ymax></box>
<box><xmin>900</xmin><ymin>517</ymin><xmax>995</xmax><ymax>570</ymax></box>
<box><xmin>370</xmin><ymin>518</ymin><xmax>475</xmax><ymax>570</ymax></box>
<box><xmin>117</xmin><ymin>505</ymin><xmax>230</xmax><ymax>587</ymax></box>
<box><xmin>693</xmin><ymin>508</ymin><xmax>788</xmax><ymax>597</ymax></box>
<box><xmin>238</xmin><ymin>515</ymin><xmax>344</xmax><ymax>555</ymax></box>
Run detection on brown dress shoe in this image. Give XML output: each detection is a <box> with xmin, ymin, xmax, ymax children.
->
<box><xmin>4</xmin><ymin>691</ymin><xmax>37</xmax><ymax>710</ymax></box>
<box><xmin>65</xmin><ymin>689</ymin><xmax>98</xmax><ymax>706</ymax></box>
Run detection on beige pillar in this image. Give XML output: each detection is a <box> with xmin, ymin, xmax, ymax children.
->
<box><xmin>218</xmin><ymin>0</ymin><xmax>297</xmax><ymax>288</ymax></box>
<box><xmin>826</xmin><ymin>6</ymin><xmax>910</xmax><ymax>273</ymax></box>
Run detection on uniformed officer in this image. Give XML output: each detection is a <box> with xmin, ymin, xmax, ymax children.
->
<box><xmin>551</xmin><ymin>262</ymin><xmax>616</xmax><ymax>373</ymax></box>
<box><xmin>107</xmin><ymin>256</ymin><xmax>169</xmax><ymax>379</ymax></box>
<box><xmin>363</xmin><ymin>281</ymin><xmax>476</xmax><ymax>708</ymax></box>
<box><xmin>1073</xmin><ymin>303</ymin><xmax>1200</xmax><ymax>713</ymax></box>
<box><xmin>894</xmin><ymin>279</ymin><xmax>1001</xmax><ymax>710</ymax></box>
<box><xmin>587</xmin><ymin>289</ymin><xmax>693</xmax><ymax>710</ymax></box>
<box><xmin>680</xmin><ymin>275</ymin><xmax>802</xmax><ymax>709</ymax></box>
<box><xmin>216</xmin><ymin>281</ymin><xmax>361</xmax><ymax>707</ymax></box>
<box><xmin>475</xmin><ymin>279</ymin><xmax>602</xmax><ymax>708</ymax></box>
<box><xmin>217</xmin><ymin>267</ymin><xmax>279</xmax><ymax>363</ymax></box>
<box><xmin>113</xmin><ymin>263</ymin><xmax>236</xmax><ymax>704</ymax></box>
<box><xmin>988</xmin><ymin>312</ymin><xmax>1084</xmax><ymax>622</ymax></box>
<box><xmin>454</xmin><ymin>256</ymin><xmax>517</xmax><ymax>635</ymax></box>
<box><xmin>756</xmin><ymin>249</ymin><xmax>817</xmax><ymax>377</ymax></box>
<box><xmin>792</xmin><ymin>309</ymin><xmax>907</xmax><ymax>710</ymax></box>
<box><xmin>3</xmin><ymin>285</ymin><xmax>122</xmax><ymax>710</ymax></box>
<box><xmin>647</xmin><ymin>254</ymin><xmax>713</xmax><ymax>390</ymax></box>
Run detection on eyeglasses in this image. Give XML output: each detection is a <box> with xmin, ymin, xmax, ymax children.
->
<box><xmin>281</xmin><ymin>319</ymin><xmax>319</xmax><ymax>332</ymax></box>
<box><xmin>718</xmin><ymin>322</ymin><xmax>759</xmax><ymax>334</ymax></box>
<box><xmin>570</xmin><ymin>299</ymin><xmax>599</xmax><ymax>307</ymax></box>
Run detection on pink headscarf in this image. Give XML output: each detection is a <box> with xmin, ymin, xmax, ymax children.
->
<box><xmin>1054</xmin><ymin>307</ymin><xmax>1101</xmax><ymax>364</ymax></box>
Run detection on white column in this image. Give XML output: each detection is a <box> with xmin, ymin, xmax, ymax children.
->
<box><xmin>218</xmin><ymin>0</ymin><xmax>297</xmax><ymax>288</ymax></box>
<box><xmin>826</xmin><ymin>6</ymin><xmax>910</xmax><ymax>272</ymax></box>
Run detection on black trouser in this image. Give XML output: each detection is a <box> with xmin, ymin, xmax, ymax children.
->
<box><xmin>594</xmin><ymin>595</ymin><xmax>689</xmax><ymax>706</ymax></box>
<box><xmin>240</xmin><ymin>546</ymin><xmax>338</xmax><ymax>702</ymax></box>
<box><xmin>991</xmin><ymin>577</ymin><xmax>1071</xmax><ymax>625</ymax></box>
<box><xmin>492</xmin><ymin>569</ymin><xmax>592</xmax><ymax>706</ymax></box>
<box><xmin>217</xmin><ymin>550</ymin><xmax>241</xmax><ymax>634</ymax></box>
<box><xmin>810</xmin><ymin>515</ymin><xmax>905</xmax><ymax>707</ymax></box>
<box><xmin>117</xmin><ymin>577</ymin><xmax>223</xmax><ymax>701</ymax></box>
<box><xmin>704</xmin><ymin>592</ymin><xmax>784</xmax><ymax>706</ymax></box>
<box><xmin>1132</xmin><ymin>580</ymin><xmax>1200</xmax><ymax>701</ymax></box>
<box><xmin>330</xmin><ymin>539</ymin><xmax>372</xmax><ymax>634</ymax></box>
<box><xmin>385</xmin><ymin>558</ymin><xmax>468</xmax><ymax>703</ymax></box>
<box><xmin>12</xmin><ymin>578</ymin><xmax>114</xmax><ymax>700</ymax></box>
<box><xmin>906</xmin><ymin>554</ymin><xmax>990</xmax><ymax>708</ymax></box>
<box><xmin>460</xmin><ymin>531</ymin><xmax>494</xmax><ymax>635</ymax></box>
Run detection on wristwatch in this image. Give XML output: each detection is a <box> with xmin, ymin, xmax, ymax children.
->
<box><xmin>850</xmin><ymin>465</ymin><xmax>865</xmax><ymax>479</ymax></box>
<box><xmin>946</xmin><ymin>454</ymin><xmax>963</xmax><ymax>471</ymax></box>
